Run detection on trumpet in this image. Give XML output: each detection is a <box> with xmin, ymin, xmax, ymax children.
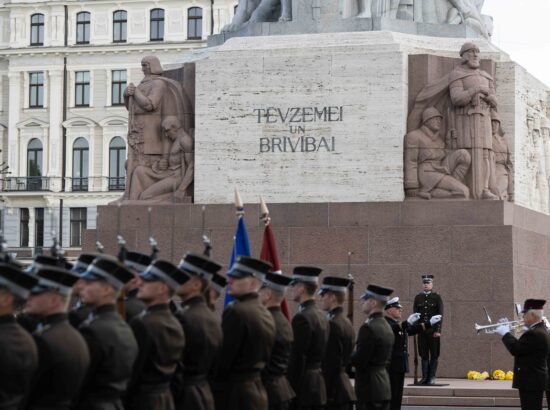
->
<box><xmin>475</xmin><ymin>319</ymin><xmax>524</xmax><ymax>335</ymax></box>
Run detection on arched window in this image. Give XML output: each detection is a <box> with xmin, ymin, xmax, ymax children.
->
<box><xmin>30</xmin><ymin>13</ymin><xmax>44</xmax><ymax>46</ymax></box>
<box><xmin>109</xmin><ymin>137</ymin><xmax>126</xmax><ymax>190</ymax></box>
<box><xmin>150</xmin><ymin>8</ymin><xmax>164</xmax><ymax>41</ymax></box>
<box><xmin>72</xmin><ymin>138</ymin><xmax>89</xmax><ymax>191</ymax></box>
<box><xmin>113</xmin><ymin>10</ymin><xmax>127</xmax><ymax>43</ymax></box>
<box><xmin>187</xmin><ymin>7</ymin><xmax>202</xmax><ymax>40</ymax></box>
<box><xmin>27</xmin><ymin>138</ymin><xmax>43</xmax><ymax>191</ymax></box>
<box><xmin>76</xmin><ymin>12</ymin><xmax>91</xmax><ymax>44</ymax></box>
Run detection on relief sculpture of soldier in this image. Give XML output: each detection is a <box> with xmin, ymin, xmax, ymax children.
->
<box><xmin>120</xmin><ymin>56</ymin><xmax>193</xmax><ymax>203</ymax></box>
<box><xmin>489</xmin><ymin>111</ymin><xmax>514</xmax><ymax>201</ymax></box>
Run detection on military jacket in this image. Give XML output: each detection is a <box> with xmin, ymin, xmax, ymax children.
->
<box><xmin>413</xmin><ymin>291</ymin><xmax>443</xmax><ymax>333</ymax></box>
<box><xmin>77</xmin><ymin>304</ymin><xmax>139</xmax><ymax>405</ymax></box>
<box><xmin>125</xmin><ymin>289</ymin><xmax>146</xmax><ymax>323</ymax></box>
<box><xmin>27</xmin><ymin>313</ymin><xmax>90</xmax><ymax>409</ymax></box>
<box><xmin>321</xmin><ymin>306</ymin><xmax>356</xmax><ymax>405</ymax></box>
<box><xmin>69</xmin><ymin>302</ymin><xmax>93</xmax><ymax>329</ymax></box>
<box><xmin>385</xmin><ymin>316</ymin><xmax>428</xmax><ymax>373</ymax></box>
<box><xmin>351</xmin><ymin>312</ymin><xmax>394</xmax><ymax>403</ymax></box>
<box><xmin>0</xmin><ymin>315</ymin><xmax>38</xmax><ymax>409</ymax></box>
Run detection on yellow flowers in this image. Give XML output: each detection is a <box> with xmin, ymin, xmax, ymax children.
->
<box><xmin>467</xmin><ymin>369</ymin><xmax>513</xmax><ymax>381</ymax></box>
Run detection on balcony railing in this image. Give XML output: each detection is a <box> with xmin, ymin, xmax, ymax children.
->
<box><xmin>108</xmin><ymin>177</ymin><xmax>125</xmax><ymax>191</ymax></box>
<box><xmin>1</xmin><ymin>177</ymin><xmax>50</xmax><ymax>192</ymax></box>
<box><xmin>71</xmin><ymin>177</ymin><xmax>89</xmax><ymax>192</ymax></box>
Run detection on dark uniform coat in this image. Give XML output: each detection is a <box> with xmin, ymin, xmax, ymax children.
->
<box><xmin>413</xmin><ymin>291</ymin><xmax>443</xmax><ymax>359</ymax></box>
<box><xmin>173</xmin><ymin>296</ymin><xmax>222</xmax><ymax>410</ymax></box>
<box><xmin>0</xmin><ymin>314</ymin><xmax>38</xmax><ymax>410</ymax></box>
<box><xmin>27</xmin><ymin>313</ymin><xmax>90</xmax><ymax>410</ymax></box>
<box><xmin>77</xmin><ymin>304</ymin><xmax>139</xmax><ymax>410</ymax></box>
<box><xmin>288</xmin><ymin>299</ymin><xmax>330</xmax><ymax>409</ymax></box>
<box><xmin>127</xmin><ymin>304</ymin><xmax>185</xmax><ymax>410</ymax></box>
<box><xmin>215</xmin><ymin>293</ymin><xmax>276</xmax><ymax>410</ymax></box>
<box><xmin>351</xmin><ymin>312</ymin><xmax>394</xmax><ymax>408</ymax></box>
<box><xmin>502</xmin><ymin>321</ymin><xmax>550</xmax><ymax>391</ymax></box>
<box><xmin>69</xmin><ymin>302</ymin><xmax>93</xmax><ymax>329</ymax></box>
<box><xmin>322</xmin><ymin>306</ymin><xmax>356</xmax><ymax>409</ymax></box>
<box><xmin>125</xmin><ymin>289</ymin><xmax>146</xmax><ymax>323</ymax></box>
<box><xmin>262</xmin><ymin>306</ymin><xmax>295</xmax><ymax>410</ymax></box>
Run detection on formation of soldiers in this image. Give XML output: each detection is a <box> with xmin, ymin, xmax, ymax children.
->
<box><xmin>0</xmin><ymin>234</ymin><xmax>445</xmax><ymax>410</ymax></box>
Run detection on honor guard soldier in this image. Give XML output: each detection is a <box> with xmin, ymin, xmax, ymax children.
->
<box><xmin>413</xmin><ymin>275</ymin><xmax>443</xmax><ymax>384</ymax></box>
<box><xmin>319</xmin><ymin>277</ymin><xmax>356</xmax><ymax>410</ymax></box>
<box><xmin>0</xmin><ymin>263</ymin><xmax>39</xmax><ymax>409</ymax></box>
<box><xmin>123</xmin><ymin>251</ymin><xmax>151</xmax><ymax>322</ymax></box>
<box><xmin>25</xmin><ymin>267</ymin><xmax>91</xmax><ymax>410</ymax></box>
<box><xmin>384</xmin><ymin>297</ymin><xmax>442</xmax><ymax>410</ymax></box>
<box><xmin>172</xmin><ymin>253</ymin><xmax>223</xmax><ymax>410</ymax></box>
<box><xmin>77</xmin><ymin>255</ymin><xmax>139</xmax><ymax>410</ymax></box>
<box><xmin>127</xmin><ymin>259</ymin><xmax>186</xmax><ymax>410</ymax></box>
<box><xmin>259</xmin><ymin>272</ymin><xmax>296</xmax><ymax>410</ymax></box>
<box><xmin>69</xmin><ymin>253</ymin><xmax>97</xmax><ymax>328</ymax></box>
<box><xmin>288</xmin><ymin>266</ymin><xmax>329</xmax><ymax>410</ymax></box>
<box><xmin>351</xmin><ymin>284</ymin><xmax>395</xmax><ymax>410</ymax></box>
<box><xmin>215</xmin><ymin>256</ymin><xmax>276</xmax><ymax>410</ymax></box>
<box><xmin>496</xmin><ymin>299</ymin><xmax>550</xmax><ymax>410</ymax></box>
<box><xmin>207</xmin><ymin>271</ymin><xmax>227</xmax><ymax>311</ymax></box>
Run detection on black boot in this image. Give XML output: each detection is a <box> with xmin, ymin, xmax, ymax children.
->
<box><xmin>419</xmin><ymin>359</ymin><xmax>429</xmax><ymax>384</ymax></box>
<box><xmin>427</xmin><ymin>359</ymin><xmax>438</xmax><ymax>385</ymax></box>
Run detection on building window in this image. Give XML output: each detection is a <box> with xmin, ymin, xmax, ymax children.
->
<box><xmin>150</xmin><ymin>8</ymin><xmax>164</xmax><ymax>41</ymax></box>
<box><xmin>72</xmin><ymin>138</ymin><xmax>89</xmax><ymax>191</ymax></box>
<box><xmin>109</xmin><ymin>136</ymin><xmax>126</xmax><ymax>190</ymax></box>
<box><xmin>35</xmin><ymin>208</ymin><xmax>44</xmax><ymax>248</ymax></box>
<box><xmin>113</xmin><ymin>10</ymin><xmax>127</xmax><ymax>43</ymax></box>
<box><xmin>20</xmin><ymin>208</ymin><xmax>29</xmax><ymax>247</ymax></box>
<box><xmin>29</xmin><ymin>72</ymin><xmax>44</xmax><ymax>108</ymax></box>
<box><xmin>27</xmin><ymin>138</ymin><xmax>43</xmax><ymax>191</ymax></box>
<box><xmin>111</xmin><ymin>70</ymin><xmax>126</xmax><ymax>106</ymax></box>
<box><xmin>76</xmin><ymin>12</ymin><xmax>91</xmax><ymax>44</ymax></box>
<box><xmin>187</xmin><ymin>7</ymin><xmax>202</xmax><ymax>40</ymax></box>
<box><xmin>75</xmin><ymin>71</ymin><xmax>90</xmax><ymax>107</ymax></box>
<box><xmin>30</xmin><ymin>13</ymin><xmax>44</xmax><ymax>46</ymax></box>
<box><xmin>70</xmin><ymin>208</ymin><xmax>87</xmax><ymax>247</ymax></box>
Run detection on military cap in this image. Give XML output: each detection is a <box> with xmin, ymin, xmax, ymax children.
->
<box><xmin>459</xmin><ymin>41</ymin><xmax>479</xmax><ymax>56</ymax></box>
<box><xmin>31</xmin><ymin>267</ymin><xmax>80</xmax><ymax>296</ymax></box>
<box><xmin>81</xmin><ymin>255</ymin><xmax>134</xmax><ymax>291</ymax></box>
<box><xmin>227</xmin><ymin>256</ymin><xmax>272</xmax><ymax>281</ymax></box>
<box><xmin>289</xmin><ymin>266</ymin><xmax>323</xmax><ymax>285</ymax></box>
<box><xmin>124</xmin><ymin>251</ymin><xmax>152</xmax><ymax>273</ymax></box>
<box><xmin>360</xmin><ymin>284</ymin><xmax>394</xmax><ymax>302</ymax></box>
<box><xmin>140</xmin><ymin>259</ymin><xmax>189</xmax><ymax>291</ymax></box>
<box><xmin>422</xmin><ymin>275</ymin><xmax>434</xmax><ymax>284</ymax></box>
<box><xmin>318</xmin><ymin>276</ymin><xmax>351</xmax><ymax>295</ymax></box>
<box><xmin>0</xmin><ymin>262</ymin><xmax>38</xmax><ymax>299</ymax></box>
<box><xmin>72</xmin><ymin>253</ymin><xmax>99</xmax><ymax>274</ymax></box>
<box><xmin>385</xmin><ymin>296</ymin><xmax>403</xmax><ymax>310</ymax></box>
<box><xmin>522</xmin><ymin>299</ymin><xmax>546</xmax><ymax>313</ymax></box>
<box><xmin>25</xmin><ymin>255</ymin><xmax>73</xmax><ymax>274</ymax></box>
<box><xmin>262</xmin><ymin>272</ymin><xmax>292</xmax><ymax>292</ymax></box>
<box><xmin>178</xmin><ymin>252</ymin><xmax>222</xmax><ymax>281</ymax></box>
<box><xmin>422</xmin><ymin>107</ymin><xmax>443</xmax><ymax>124</ymax></box>
<box><xmin>210</xmin><ymin>272</ymin><xmax>227</xmax><ymax>294</ymax></box>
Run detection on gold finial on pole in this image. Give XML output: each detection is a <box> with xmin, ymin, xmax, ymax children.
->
<box><xmin>235</xmin><ymin>187</ymin><xmax>244</xmax><ymax>217</ymax></box>
<box><xmin>260</xmin><ymin>196</ymin><xmax>270</xmax><ymax>225</ymax></box>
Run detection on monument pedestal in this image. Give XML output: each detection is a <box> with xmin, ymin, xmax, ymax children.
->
<box><xmin>84</xmin><ymin>200</ymin><xmax>550</xmax><ymax>377</ymax></box>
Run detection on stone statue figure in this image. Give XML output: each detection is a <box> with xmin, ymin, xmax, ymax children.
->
<box><xmin>222</xmin><ymin>0</ymin><xmax>290</xmax><ymax>32</ymax></box>
<box><xmin>489</xmin><ymin>111</ymin><xmax>513</xmax><ymax>201</ymax></box>
<box><xmin>531</xmin><ymin>118</ymin><xmax>549</xmax><ymax>213</ymax></box>
<box><xmin>542</xmin><ymin>118</ymin><xmax>550</xmax><ymax>204</ymax></box>
<box><xmin>129</xmin><ymin>116</ymin><xmax>194</xmax><ymax>202</ymax></box>
<box><xmin>117</xmin><ymin>56</ymin><xmax>193</xmax><ymax>203</ymax></box>
<box><xmin>404</xmin><ymin>107</ymin><xmax>471</xmax><ymax>200</ymax></box>
<box><xmin>446</xmin><ymin>0</ymin><xmax>491</xmax><ymax>38</ymax></box>
<box><xmin>356</xmin><ymin>0</ymin><xmax>400</xmax><ymax>18</ymax></box>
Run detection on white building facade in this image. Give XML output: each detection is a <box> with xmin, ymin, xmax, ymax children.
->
<box><xmin>0</xmin><ymin>0</ymin><xmax>236</xmax><ymax>257</ymax></box>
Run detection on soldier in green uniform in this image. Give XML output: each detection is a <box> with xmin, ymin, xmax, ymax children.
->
<box><xmin>76</xmin><ymin>255</ymin><xmax>139</xmax><ymax>410</ymax></box>
<box><xmin>215</xmin><ymin>256</ymin><xmax>276</xmax><ymax>410</ymax></box>
<box><xmin>351</xmin><ymin>284</ymin><xmax>394</xmax><ymax>410</ymax></box>
<box><xmin>259</xmin><ymin>272</ymin><xmax>295</xmax><ymax>410</ymax></box>
<box><xmin>319</xmin><ymin>277</ymin><xmax>356</xmax><ymax>410</ymax></box>
<box><xmin>413</xmin><ymin>275</ymin><xmax>444</xmax><ymax>385</ymax></box>
<box><xmin>69</xmin><ymin>253</ymin><xmax>97</xmax><ymax>328</ymax></box>
<box><xmin>25</xmin><ymin>267</ymin><xmax>91</xmax><ymax>410</ymax></box>
<box><xmin>173</xmin><ymin>252</ymin><xmax>223</xmax><ymax>410</ymax></box>
<box><xmin>0</xmin><ymin>263</ymin><xmax>39</xmax><ymax>409</ymax></box>
<box><xmin>288</xmin><ymin>266</ymin><xmax>329</xmax><ymax>410</ymax></box>
<box><xmin>127</xmin><ymin>259</ymin><xmax>187</xmax><ymax>410</ymax></box>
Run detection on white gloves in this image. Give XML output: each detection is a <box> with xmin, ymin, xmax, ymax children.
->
<box><xmin>407</xmin><ymin>313</ymin><xmax>421</xmax><ymax>325</ymax></box>
<box><xmin>495</xmin><ymin>324</ymin><xmax>510</xmax><ymax>336</ymax></box>
<box><xmin>430</xmin><ymin>315</ymin><xmax>442</xmax><ymax>326</ymax></box>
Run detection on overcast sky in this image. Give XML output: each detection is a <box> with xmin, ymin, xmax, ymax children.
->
<box><xmin>483</xmin><ymin>0</ymin><xmax>550</xmax><ymax>86</ymax></box>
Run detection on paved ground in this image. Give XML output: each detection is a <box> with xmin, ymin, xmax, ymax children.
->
<box><xmin>403</xmin><ymin>407</ymin><xmax>519</xmax><ymax>409</ymax></box>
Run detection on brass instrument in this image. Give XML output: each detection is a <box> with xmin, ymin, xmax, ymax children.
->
<box><xmin>475</xmin><ymin>319</ymin><xmax>524</xmax><ymax>335</ymax></box>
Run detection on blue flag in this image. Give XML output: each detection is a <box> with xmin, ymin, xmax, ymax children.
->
<box><xmin>224</xmin><ymin>216</ymin><xmax>251</xmax><ymax>308</ymax></box>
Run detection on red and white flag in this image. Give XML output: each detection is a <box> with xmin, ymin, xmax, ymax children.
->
<box><xmin>260</xmin><ymin>223</ymin><xmax>291</xmax><ymax>320</ymax></box>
